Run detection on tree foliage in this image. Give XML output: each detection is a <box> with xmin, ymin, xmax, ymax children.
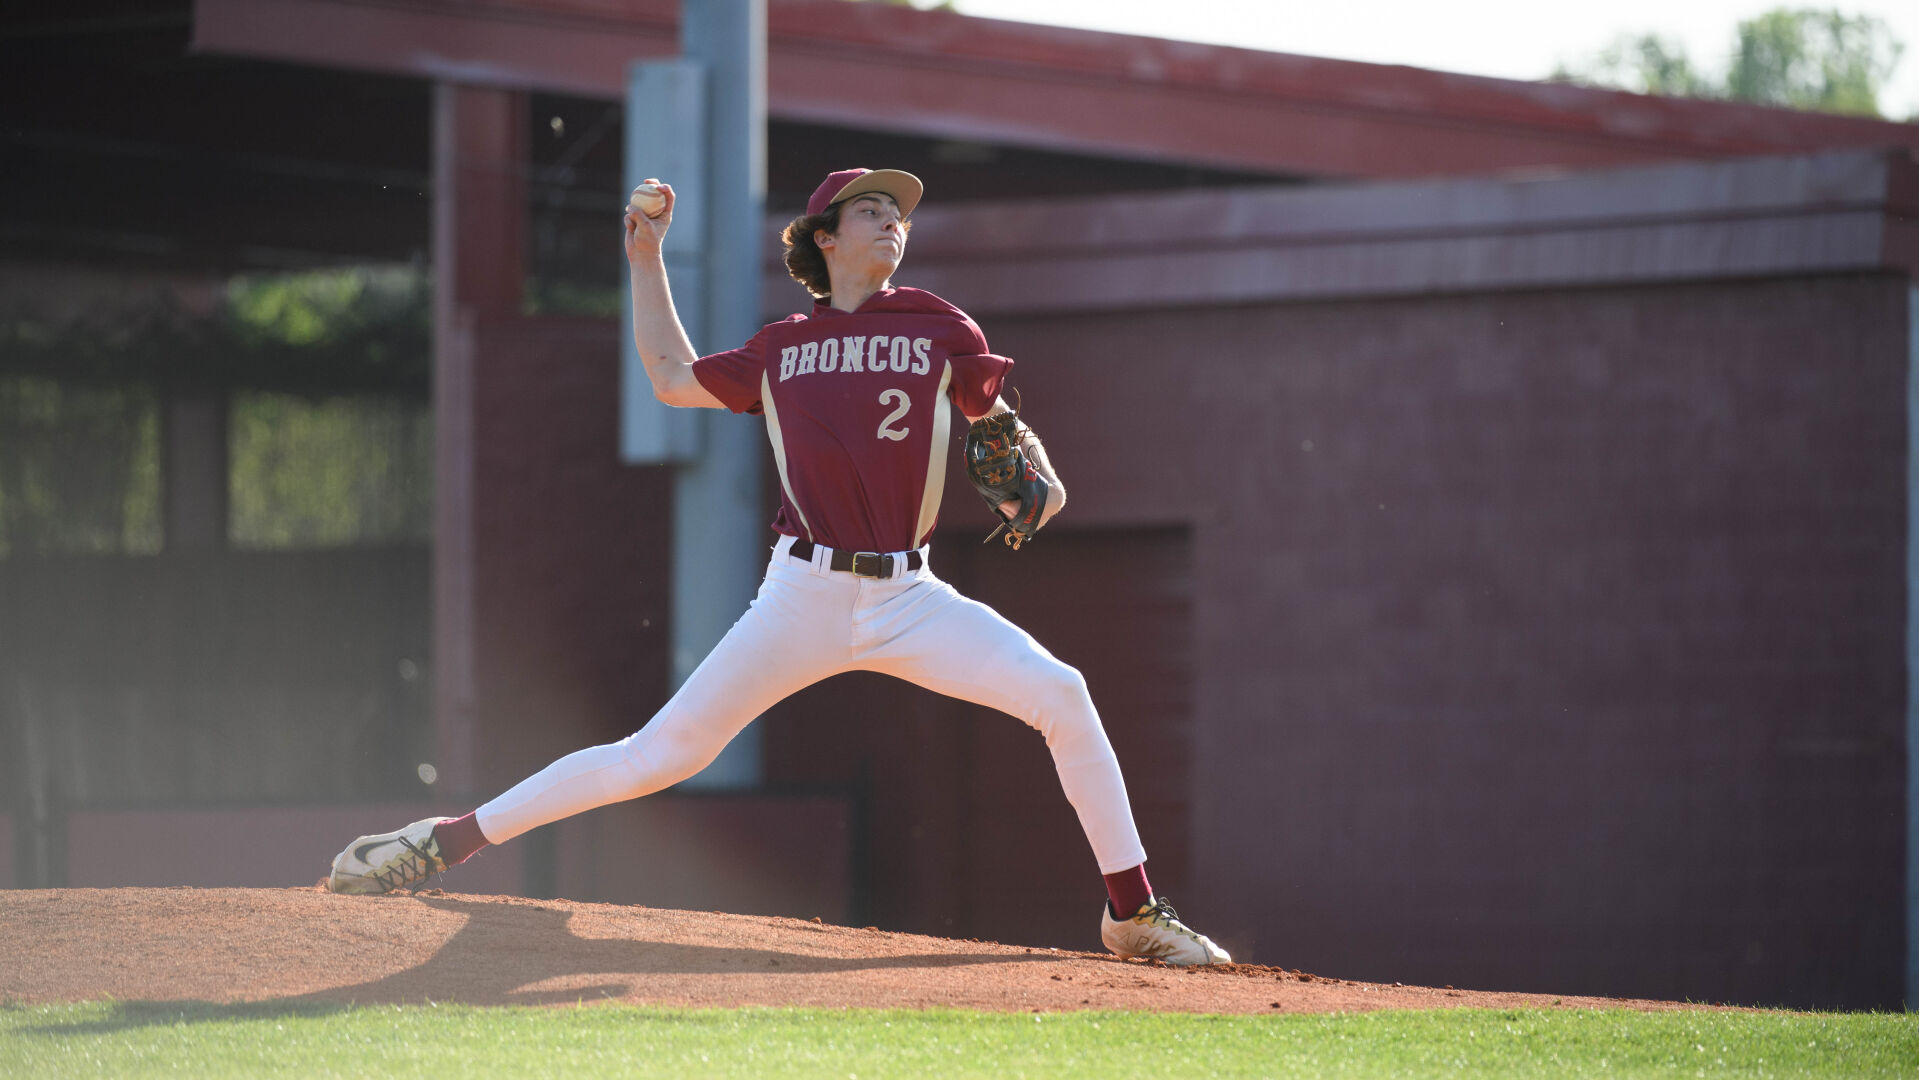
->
<box><xmin>1553</xmin><ymin>33</ymin><xmax>1714</xmax><ymax>98</ymax></box>
<box><xmin>0</xmin><ymin>267</ymin><xmax>432</xmax><ymax>557</ymax></box>
<box><xmin>0</xmin><ymin>267</ymin><xmax>429</xmax><ymax>397</ymax></box>
<box><xmin>1554</xmin><ymin>6</ymin><xmax>1905</xmax><ymax>117</ymax></box>
<box><xmin>0</xmin><ymin>377</ymin><xmax>161</xmax><ymax>557</ymax></box>
<box><xmin>1725</xmin><ymin>8</ymin><xmax>1903</xmax><ymax>114</ymax></box>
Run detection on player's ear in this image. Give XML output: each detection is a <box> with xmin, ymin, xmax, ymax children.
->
<box><xmin>814</xmin><ymin>228</ymin><xmax>835</xmax><ymax>251</ymax></box>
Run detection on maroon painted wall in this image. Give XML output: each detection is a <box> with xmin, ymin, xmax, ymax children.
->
<box><xmin>549</xmin><ymin>794</ymin><xmax>853</xmax><ymax>920</ymax></box>
<box><xmin>435</xmin><ymin>156</ymin><xmax>1909</xmax><ymax>1008</ymax></box>
<box><xmin>982</xmin><ymin>275</ymin><xmax>1908</xmax><ymax>1010</ymax></box>
<box><xmin>469</xmin><ymin>316</ymin><xmax>672</xmax><ymax>790</ymax></box>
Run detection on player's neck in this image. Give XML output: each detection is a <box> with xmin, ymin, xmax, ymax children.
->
<box><xmin>826</xmin><ymin>272</ymin><xmax>892</xmax><ymax>313</ymax></box>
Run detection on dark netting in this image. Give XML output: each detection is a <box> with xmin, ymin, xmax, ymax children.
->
<box><xmin>0</xmin><ymin>265</ymin><xmax>434</xmax><ymax>813</ymax></box>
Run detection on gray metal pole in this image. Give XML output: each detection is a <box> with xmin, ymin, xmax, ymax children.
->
<box><xmin>671</xmin><ymin>0</ymin><xmax>766</xmax><ymax>789</ymax></box>
<box><xmin>622</xmin><ymin>60</ymin><xmax>706</xmax><ymax>466</ymax></box>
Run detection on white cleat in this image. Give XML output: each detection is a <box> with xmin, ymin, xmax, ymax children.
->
<box><xmin>1100</xmin><ymin>897</ymin><xmax>1232</xmax><ymax>965</ymax></box>
<box><xmin>327</xmin><ymin>817</ymin><xmax>451</xmax><ymax>894</ymax></box>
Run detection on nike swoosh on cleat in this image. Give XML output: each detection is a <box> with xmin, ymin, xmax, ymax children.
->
<box><xmin>352</xmin><ymin>839</ymin><xmax>386</xmax><ymax>866</ymax></box>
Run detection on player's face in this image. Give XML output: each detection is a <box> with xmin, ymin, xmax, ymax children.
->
<box><xmin>828</xmin><ymin>193</ymin><xmax>906</xmax><ymax>271</ymax></box>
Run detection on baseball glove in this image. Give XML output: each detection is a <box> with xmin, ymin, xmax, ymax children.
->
<box><xmin>963</xmin><ymin>408</ymin><xmax>1051</xmax><ymax>549</ymax></box>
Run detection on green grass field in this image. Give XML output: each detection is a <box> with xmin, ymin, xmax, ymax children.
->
<box><xmin>2</xmin><ymin>1001</ymin><xmax>1914</xmax><ymax>1079</ymax></box>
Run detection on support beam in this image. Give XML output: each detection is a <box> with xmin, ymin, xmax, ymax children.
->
<box><xmin>669</xmin><ymin>0</ymin><xmax>766</xmax><ymax>789</ymax></box>
<box><xmin>431</xmin><ymin>82</ymin><xmax>525</xmax><ymax>797</ymax></box>
<box><xmin>161</xmin><ymin>387</ymin><xmax>228</xmax><ymax>552</ymax></box>
<box><xmin>1908</xmin><ymin>280</ymin><xmax>1919</xmax><ymax>1011</ymax></box>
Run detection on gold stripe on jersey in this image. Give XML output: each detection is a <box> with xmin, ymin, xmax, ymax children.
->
<box><xmin>914</xmin><ymin>360</ymin><xmax>954</xmax><ymax>547</ymax></box>
<box><xmin>760</xmin><ymin>371</ymin><xmax>816</xmax><ymax>542</ymax></box>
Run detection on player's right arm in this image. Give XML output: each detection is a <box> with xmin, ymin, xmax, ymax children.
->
<box><xmin>624</xmin><ymin>180</ymin><xmax>725</xmax><ymax>410</ymax></box>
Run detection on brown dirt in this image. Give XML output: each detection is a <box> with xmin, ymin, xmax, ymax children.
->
<box><xmin>1</xmin><ymin>887</ymin><xmax>1688</xmax><ymax>1014</ymax></box>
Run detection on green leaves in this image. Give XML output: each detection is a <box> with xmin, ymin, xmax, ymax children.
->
<box><xmin>1553</xmin><ymin>7</ymin><xmax>1906</xmax><ymax>118</ymax></box>
<box><xmin>1725</xmin><ymin>8</ymin><xmax>1904</xmax><ymax>116</ymax></box>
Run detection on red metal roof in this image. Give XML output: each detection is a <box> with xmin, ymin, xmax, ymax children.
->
<box><xmin>193</xmin><ymin>0</ymin><xmax>1919</xmax><ymax>180</ymax></box>
<box><xmin>869</xmin><ymin>148</ymin><xmax>1919</xmax><ymax>316</ymax></box>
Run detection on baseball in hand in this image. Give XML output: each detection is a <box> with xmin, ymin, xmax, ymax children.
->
<box><xmin>629</xmin><ymin>183</ymin><xmax>667</xmax><ymax>218</ymax></box>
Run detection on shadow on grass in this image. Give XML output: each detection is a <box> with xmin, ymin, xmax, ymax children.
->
<box><xmin>10</xmin><ymin>894</ymin><xmax>1066</xmax><ymax>1034</ymax></box>
<box><xmin>7</xmin><ymin>998</ymin><xmax>357</xmax><ymax>1037</ymax></box>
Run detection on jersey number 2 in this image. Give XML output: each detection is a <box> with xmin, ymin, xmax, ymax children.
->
<box><xmin>877</xmin><ymin>389</ymin><xmax>910</xmax><ymax>442</ymax></box>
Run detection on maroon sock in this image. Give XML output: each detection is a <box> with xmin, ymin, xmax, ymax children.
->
<box><xmin>1103</xmin><ymin>864</ymin><xmax>1153</xmax><ymax>918</ymax></box>
<box><xmin>432</xmin><ymin>812</ymin><xmax>490</xmax><ymax>866</ymax></box>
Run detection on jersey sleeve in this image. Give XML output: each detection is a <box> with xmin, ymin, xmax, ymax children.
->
<box><xmin>693</xmin><ymin>317</ymin><xmax>797</xmax><ymax>415</ymax></box>
<box><xmin>948</xmin><ymin>352</ymin><xmax>1014</xmax><ymax>418</ymax></box>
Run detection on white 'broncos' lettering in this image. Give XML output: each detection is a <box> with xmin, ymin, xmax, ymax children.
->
<box><xmin>780</xmin><ymin>336</ymin><xmax>933</xmax><ymax>381</ymax></box>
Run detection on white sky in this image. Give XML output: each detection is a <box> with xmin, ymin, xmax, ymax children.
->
<box><xmin>950</xmin><ymin>0</ymin><xmax>1919</xmax><ymax>120</ymax></box>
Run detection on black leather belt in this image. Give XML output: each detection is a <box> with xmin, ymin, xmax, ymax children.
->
<box><xmin>789</xmin><ymin>539</ymin><xmax>923</xmax><ymax>579</ymax></box>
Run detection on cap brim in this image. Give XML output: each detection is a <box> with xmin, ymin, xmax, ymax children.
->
<box><xmin>830</xmin><ymin>169</ymin><xmax>923</xmax><ymax>217</ymax></box>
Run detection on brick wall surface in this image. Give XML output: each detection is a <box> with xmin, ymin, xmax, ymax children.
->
<box><xmin>985</xmin><ymin>273</ymin><xmax>1907</xmax><ymax>1009</ymax></box>
<box><xmin>460</xmin><ymin>275</ymin><xmax>1906</xmax><ymax>1008</ymax></box>
<box><xmin>471</xmin><ymin>317</ymin><xmax>674</xmax><ymax>790</ymax></box>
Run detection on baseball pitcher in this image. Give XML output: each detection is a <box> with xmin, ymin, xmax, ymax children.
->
<box><xmin>326</xmin><ymin>168</ymin><xmax>1230</xmax><ymax>965</ymax></box>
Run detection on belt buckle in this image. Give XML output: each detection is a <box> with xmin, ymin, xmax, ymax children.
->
<box><xmin>850</xmin><ymin>551</ymin><xmax>888</xmax><ymax>578</ymax></box>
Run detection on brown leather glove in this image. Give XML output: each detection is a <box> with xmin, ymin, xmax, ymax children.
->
<box><xmin>963</xmin><ymin>409</ymin><xmax>1051</xmax><ymax>549</ymax></box>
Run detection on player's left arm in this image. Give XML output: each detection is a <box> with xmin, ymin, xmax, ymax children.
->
<box><xmin>965</xmin><ymin>397</ymin><xmax>1066</xmax><ymax>528</ymax></box>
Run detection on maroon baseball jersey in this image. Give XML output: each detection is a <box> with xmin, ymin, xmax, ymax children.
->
<box><xmin>693</xmin><ymin>287</ymin><xmax>1012</xmax><ymax>553</ymax></box>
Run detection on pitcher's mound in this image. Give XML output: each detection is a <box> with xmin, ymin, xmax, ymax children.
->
<box><xmin>2</xmin><ymin>887</ymin><xmax>1673</xmax><ymax>1014</ymax></box>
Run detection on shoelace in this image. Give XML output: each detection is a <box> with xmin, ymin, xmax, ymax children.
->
<box><xmin>370</xmin><ymin>835</ymin><xmax>442</xmax><ymax>894</ymax></box>
<box><xmin>1139</xmin><ymin>899</ymin><xmax>1212</xmax><ymax>947</ymax></box>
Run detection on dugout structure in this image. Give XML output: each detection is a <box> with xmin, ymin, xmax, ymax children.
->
<box><xmin>2</xmin><ymin>0</ymin><xmax>1916</xmax><ymax>1012</ymax></box>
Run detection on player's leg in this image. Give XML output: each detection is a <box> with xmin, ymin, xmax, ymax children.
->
<box><xmin>856</xmin><ymin>571</ymin><xmax>1230</xmax><ymax>964</ymax></box>
<box><xmin>328</xmin><ymin>543</ymin><xmax>851</xmax><ymax>893</ymax></box>
<box><xmin>472</xmin><ymin>548</ymin><xmax>851</xmax><ymax>843</ymax></box>
<box><xmin>859</xmin><ymin>575</ymin><xmax>1143</xmax><ymax>869</ymax></box>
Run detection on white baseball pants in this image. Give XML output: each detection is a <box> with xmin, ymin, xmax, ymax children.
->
<box><xmin>473</xmin><ymin>534</ymin><xmax>1149</xmax><ymax>874</ymax></box>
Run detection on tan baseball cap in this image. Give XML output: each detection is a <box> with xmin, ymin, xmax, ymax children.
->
<box><xmin>807</xmin><ymin>168</ymin><xmax>923</xmax><ymax>217</ymax></box>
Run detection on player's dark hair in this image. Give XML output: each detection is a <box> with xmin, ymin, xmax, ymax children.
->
<box><xmin>781</xmin><ymin>205</ymin><xmax>839</xmax><ymax>299</ymax></box>
<box><xmin>781</xmin><ymin>200</ymin><xmax>913</xmax><ymax>301</ymax></box>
